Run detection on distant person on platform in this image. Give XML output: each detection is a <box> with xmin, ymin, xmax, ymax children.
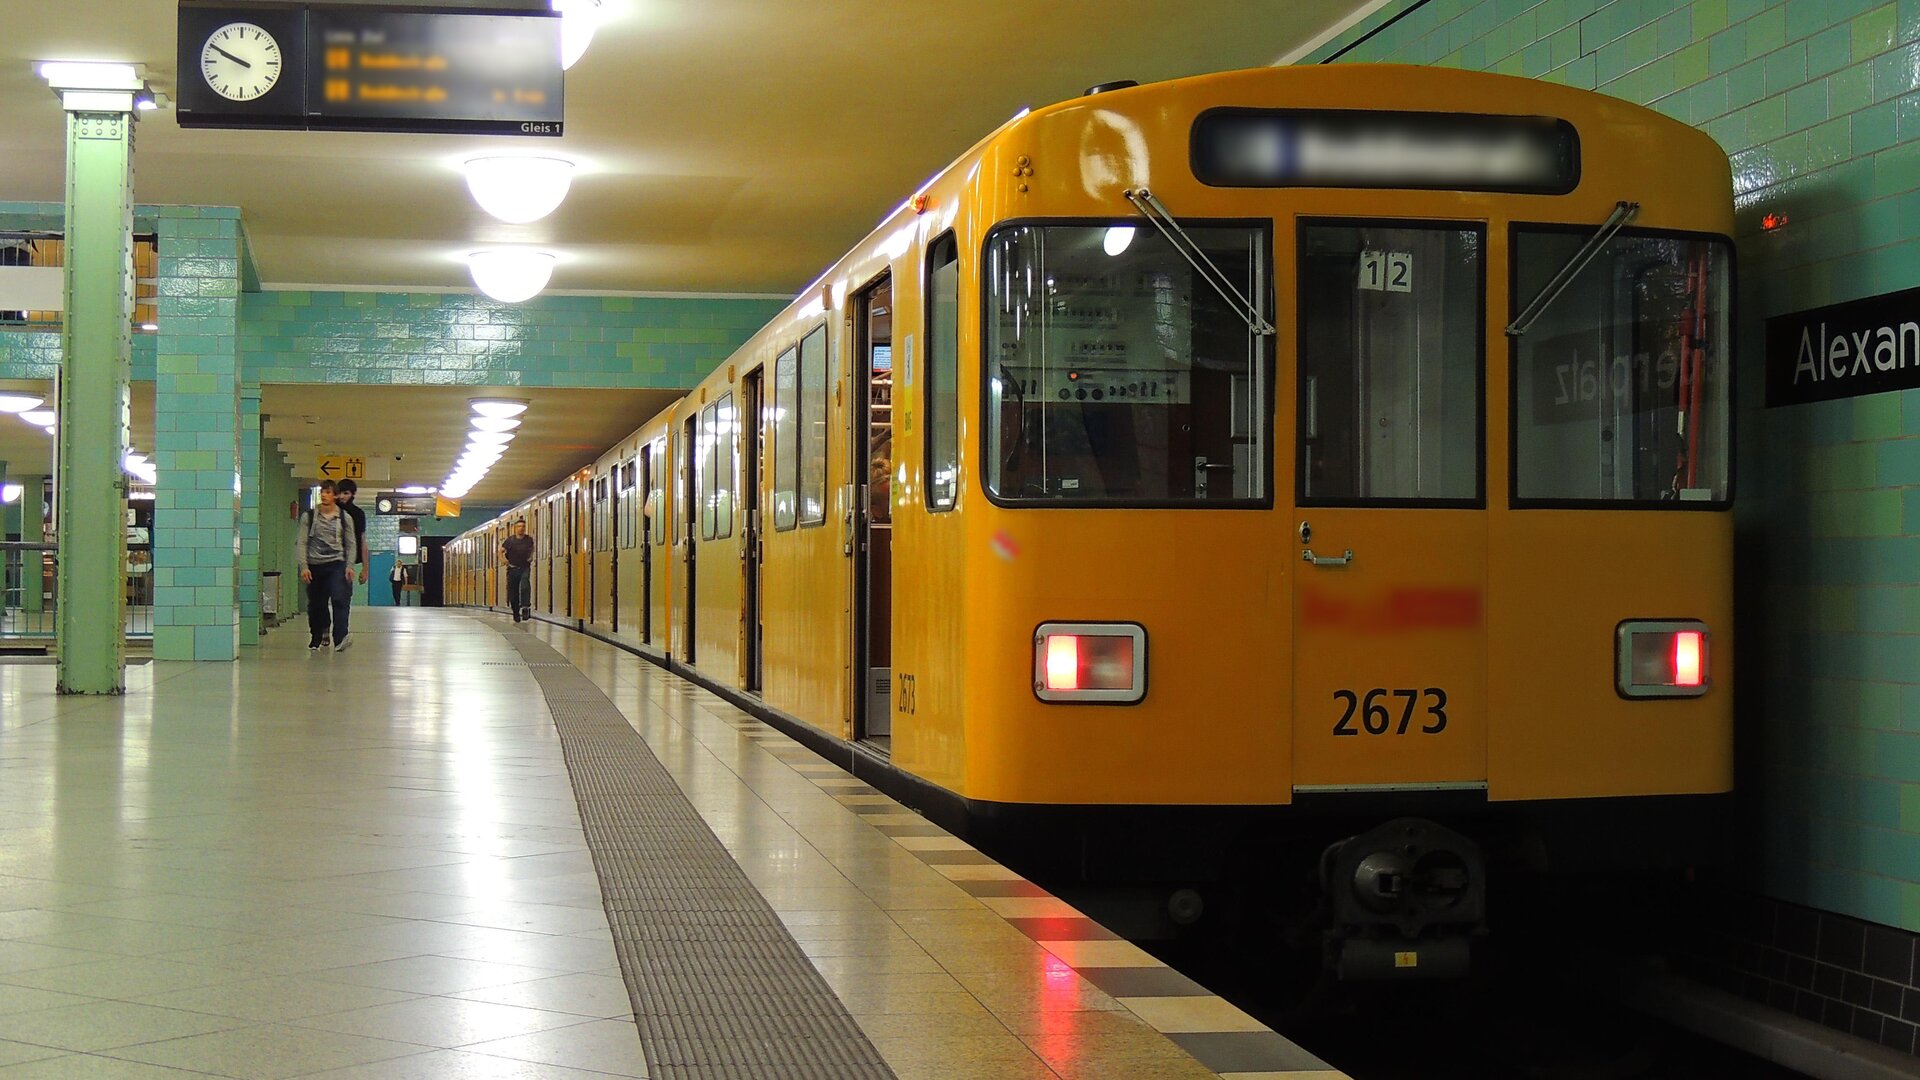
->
<box><xmin>503</xmin><ymin>519</ymin><xmax>535</xmax><ymax>623</ymax></box>
<box><xmin>390</xmin><ymin>560</ymin><xmax>407</xmax><ymax>606</ymax></box>
<box><xmin>296</xmin><ymin>480</ymin><xmax>361</xmax><ymax>651</ymax></box>
<box><xmin>334</xmin><ymin>479</ymin><xmax>370</xmax><ymax>595</ymax></box>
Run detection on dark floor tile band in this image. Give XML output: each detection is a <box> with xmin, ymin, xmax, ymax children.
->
<box><xmin>498</xmin><ymin>625</ymin><xmax>896</xmax><ymax>1080</ymax></box>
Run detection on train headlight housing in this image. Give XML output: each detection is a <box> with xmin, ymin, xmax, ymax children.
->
<box><xmin>1616</xmin><ymin>620</ymin><xmax>1710</xmax><ymax>698</ymax></box>
<box><xmin>1034</xmin><ymin>622</ymin><xmax>1146</xmax><ymax>704</ymax></box>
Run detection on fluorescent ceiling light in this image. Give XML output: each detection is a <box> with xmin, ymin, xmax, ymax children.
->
<box><xmin>464</xmin><ymin>156</ymin><xmax>575</xmax><ymax>224</ymax></box>
<box><xmin>0</xmin><ymin>393</ymin><xmax>44</xmax><ymax>413</ymax></box>
<box><xmin>468</xmin><ymin>430</ymin><xmax>515</xmax><ymax>446</ymax></box>
<box><xmin>397</xmin><ymin>485</ymin><xmax>435</xmax><ymax>495</ymax></box>
<box><xmin>38</xmin><ymin>62</ymin><xmax>140</xmax><ymax>90</ymax></box>
<box><xmin>551</xmin><ymin>0</ymin><xmax>602</xmax><ymax>70</ymax></box>
<box><xmin>467</xmin><ymin>249</ymin><xmax>555</xmax><ymax>304</ymax></box>
<box><xmin>20</xmin><ymin>409</ymin><xmax>56</xmax><ymax>426</ymax></box>
<box><xmin>469</xmin><ymin>415</ymin><xmax>521</xmax><ymax>433</ymax></box>
<box><xmin>470</xmin><ymin>399</ymin><xmax>528</xmax><ymax>418</ymax></box>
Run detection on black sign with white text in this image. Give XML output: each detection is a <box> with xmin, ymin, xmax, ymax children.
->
<box><xmin>178</xmin><ymin>1</ymin><xmax>562</xmax><ymax>135</ymax></box>
<box><xmin>1766</xmin><ymin>286</ymin><xmax>1920</xmax><ymax>406</ymax></box>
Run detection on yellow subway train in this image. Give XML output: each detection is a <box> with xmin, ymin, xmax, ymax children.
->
<box><xmin>450</xmin><ymin>64</ymin><xmax>1735</xmax><ymax>978</ymax></box>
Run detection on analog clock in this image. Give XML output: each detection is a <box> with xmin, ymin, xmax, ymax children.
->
<box><xmin>199</xmin><ymin>22</ymin><xmax>282</xmax><ymax>102</ymax></box>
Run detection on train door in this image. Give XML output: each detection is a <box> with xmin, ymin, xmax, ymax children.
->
<box><xmin>851</xmin><ymin>275</ymin><xmax>894</xmax><ymax>747</ymax></box>
<box><xmin>678</xmin><ymin>414</ymin><xmax>698</xmax><ymax>663</ymax></box>
<box><xmin>639</xmin><ymin>446</ymin><xmax>653</xmax><ymax>644</ymax></box>
<box><xmin>1290</xmin><ymin>220</ymin><xmax>1489</xmax><ymax>793</ymax></box>
<box><xmin>649</xmin><ymin>439</ymin><xmax>670</xmax><ymax>650</ymax></box>
<box><xmin>741</xmin><ymin>369</ymin><xmax>765</xmax><ymax>692</ymax></box>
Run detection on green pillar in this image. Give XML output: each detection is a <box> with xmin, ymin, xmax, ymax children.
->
<box><xmin>54</xmin><ymin>89</ymin><xmax>136</xmax><ymax>694</ymax></box>
<box><xmin>19</xmin><ymin>474</ymin><xmax>47</xmax><ymax>614</ymax></box>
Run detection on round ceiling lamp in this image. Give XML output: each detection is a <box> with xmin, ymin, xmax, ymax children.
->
<box><xmin>20</xmin><ymin>408</ymin><xmax>56</xmax><ymax>427</ymax></box>
<box><xmin>468</xmin><ymin>430</ymin><xmax>515</xmax><ymax>446</ymax></box>
<box><xmin>468</xmin><ymin>249</ymin><xmax>556</xmax><ymax>304</ymax></box>
<box><xmin>469</xmin><ymin>415</ymin><xmax>522</xmax><ymax>433</ymax></box>
<box><xmin>0</xmin><ymin>393</ymin><xmax>44</xmax><ymax>414</ymax></box>
<box><xmin>463</xmin><ymin>157</ymin><xmax>575</xmax><ymax>224</ymax></box>
<box><xmin>470</xmin><ymin>398</ymin><xmax>529</xmax><ymax>419</ymax></box>
<box><xmin>551</xmin><ymin>0</ymin><xmax>602</xmax><ymax>70</ymax></box>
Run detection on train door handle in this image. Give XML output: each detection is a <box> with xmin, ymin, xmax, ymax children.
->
<box><xmin>1301</xmin><ymin>548</ymin><xmax>1355</xmax><ymax>567</ymax></box>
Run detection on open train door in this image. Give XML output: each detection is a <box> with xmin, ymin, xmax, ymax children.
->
<box><xmin>1289</xmin><ymin>220</ymin><xmax>1489</xmax><ymax>796</ymax></box>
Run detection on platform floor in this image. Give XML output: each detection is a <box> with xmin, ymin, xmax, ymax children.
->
<box><xmin>0</xmin><ymin>608</ymin><xmax>1339</xmax><ymax>1080</ymax></box>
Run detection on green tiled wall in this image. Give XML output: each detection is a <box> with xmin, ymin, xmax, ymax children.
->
<box><xmin>151</xmin><ymin>209</ymin><xmax>245</xmax><ymax>662</ymax></box>
<box><xmin>1309</xmin><ymin>0</ymin><xmax>1920</xmax><ymax>933</ymax></box>
<box><xmin>240</xmin><ymin>290</ymin><xmax>784</xmax><ymax>388</ymax></box>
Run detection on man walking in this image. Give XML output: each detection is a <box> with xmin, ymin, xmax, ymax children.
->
<box><xmin>503</xmin><ymin>518</ymin><xmax>535</xmax><ymax>623</ymax></box>
<box><xmin>296</xmin><ymin>480</ymin><xmax>361</xmax><ymax>651</ymax></box>
<box><xmin>335</xmin><ymin>478</ymin><xmax>370</xmax><ymax>594</ymax></box>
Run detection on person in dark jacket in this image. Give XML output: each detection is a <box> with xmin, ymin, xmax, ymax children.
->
<box><xmin>502</xmin><ymin>519</ymin><xmax>535</xmax><ymax>623</ymax></box>
<box><xmin>296</xmin><ymin>480</ymin><xmax>362</xmax><ymax>651</ymax></box>
<box><xmin>335</xmin><ymin>479</ymin><xmax>370</xmax><ymax>589</ymax></box>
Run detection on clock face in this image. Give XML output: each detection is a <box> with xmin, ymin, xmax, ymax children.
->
<box><xmin>199</xmin><ymin>22</ymin><xmax>282</xmax><ymax>102</ymax></box>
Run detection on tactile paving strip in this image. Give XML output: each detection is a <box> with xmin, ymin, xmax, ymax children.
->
<box><xmin>501</xmin><ymin>629</ymin><xmax>897</xmax><ymax>1080</ymax></box>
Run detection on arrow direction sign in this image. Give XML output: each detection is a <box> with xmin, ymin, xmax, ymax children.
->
<box><xmin>317</xmin><ymin>454</ymin><xmax>365</xmax><ymax>480</ymax></box>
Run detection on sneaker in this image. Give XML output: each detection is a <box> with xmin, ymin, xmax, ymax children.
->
<box><xmin>309</xmin><ymin>638</ymin><xmax>323</xmax><ymax>651</ymax></box>
<box><xmin>333</xmin><ymin>634</ymin><xmax>352</xmax><ymax>652</ymax></box>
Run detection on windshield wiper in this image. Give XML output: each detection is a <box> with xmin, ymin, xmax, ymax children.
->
<box><xmin>1505</xmin><ymin>200</ymin><xmax>1640</xmax><ymax>337</ymax></box>
<box><xmin>1123</xmin><ymin>188</ymin><xmax>1275</xmax><ymax>337</ymax></box>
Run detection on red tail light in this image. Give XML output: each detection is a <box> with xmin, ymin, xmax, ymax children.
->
<box><xmin>1673</xmin><ymin>632</ymin><xmax>1703</xmax><ymax>687</ymax></box>
<box><xmin>1034</xmin><ymin>623</ymin><xmax>1146</xmax><ymax>704</ymax></box>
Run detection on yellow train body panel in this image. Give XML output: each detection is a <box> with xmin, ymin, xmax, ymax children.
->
<box><xmin>449</xmin><ymin>65</ymin><xmax>1735</xmax><ymax>830</ymax></box>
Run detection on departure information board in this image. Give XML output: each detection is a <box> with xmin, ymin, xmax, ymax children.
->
<box><xmin>178</xmin><ymin>2</ymin><xmax>564</xmax><ymax>136</ymax></box>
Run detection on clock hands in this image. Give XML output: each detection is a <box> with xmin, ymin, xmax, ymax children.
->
<box><xmin>210</xmin><ymin>43</ymin><xmax>252</xmax><ymax>69</ymax></box>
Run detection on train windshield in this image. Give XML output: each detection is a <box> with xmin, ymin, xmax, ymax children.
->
<box><xmin>984</xmin><ymin>223</ymin><xmax>1268</xmax><ymax>505</ymax></box>
<box><xmin>1512</xmin><ymin>230</ymin><xmax>1731</xmax><ymax>505</ymax></box>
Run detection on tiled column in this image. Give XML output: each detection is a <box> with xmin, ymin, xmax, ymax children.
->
<box><xmin>237</xmin><ymin>385</ymin><xmax>261</xmax><ymax>644</ymax></box>
<box><xmin>152</xmin><ymin>209</ymin><xmax>243</xmax><ymax>662</ymax></box>
<box><xmin>18</xmin><ymin>474</ymin><xmax>46</xmax><ymax>613</ymax></box>
<box><xmin>54</xmin><ymin>99</ymin><xmax>135</xmax><ymax>694</ymax></box>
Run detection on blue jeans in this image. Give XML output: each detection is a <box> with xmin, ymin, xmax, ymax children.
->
<box><xmin>306</xmin><ymin>561</ymin><xmax>351</xmax><ymax>644</ymax></box>
<box><xmin>507</xmin><ymin>565</ymin><xmax>531</xmax><ymax>616</ymax></box>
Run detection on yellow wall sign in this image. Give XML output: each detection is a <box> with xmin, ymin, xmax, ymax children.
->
<box><xmin>435</xmin><ymin>495</ymin><xmax>461</xmax><ymax>518</ymax></box>
<box><xmin>317</xmin><ymin>454</ymin><xmax>365</xmax><ymax>481</ymax></box>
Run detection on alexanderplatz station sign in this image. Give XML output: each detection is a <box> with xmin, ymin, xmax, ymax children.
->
<box><xmin>177</xmin><ymin>1</ymin><xmax>564</xmax><ymax>135</ymax></box>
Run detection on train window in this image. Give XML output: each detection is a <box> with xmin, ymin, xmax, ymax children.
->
<box><xmin>773</xmin><ymin>345</ymin><xmax>799</xmax><ymax>531</ymax></box>
<box><xmin>927</xmin><ymin>232</ymin><xmax>960</xmax><ymax>511</ymax></box>
<box><xmin>698</xmin><ymin>403</ymin><xmax>716</xmax><ymax>541</ymax></box>
<box><xmin>650</xmin><ymin>440</ymin><xmax>667</xmax><ymax>546</ymax></box>
<box><xmin>1512</xmin><ymin>230</ymin><xmax>1731</xmax><ymax>506</ymax></box>
<box><xmin>985</xmin><ymin>222</ymin><xmax>1269</xmax><ymax>504</ymax></box>
<box><xmin>622</xmin><ymin>461</ymin><xmax>637</xmax><ymax>549</ymax></box>
<box><xmin>1298</xmin><ymin>222</ymin><xmax>1483</xmax><ymax>505</ymax></box>
<box><xmin>799</xmin><ymin>325</ymin><xmax>828</xmax><ymax>526</ymax></box>
<box><xmin>714</xmin><ymin>392</ymin><xmax>735</xmax><ymax>539</ymax></box>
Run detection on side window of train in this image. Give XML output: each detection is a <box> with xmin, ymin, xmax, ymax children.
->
<box><xmin>984</xmin><ymin>222</ymin><xmax>1271</xmax><ymax>504</ymax></box>
<box><xmin>699</xmin><ymin>402</ymin><xmax>718</xmax><ymax>541</ymax></box>
<box><xmin>773</xmin><ymin>345</ymin><xmax>799</xmax><ymax>530</ymax></box>
<box><xmin>799</xmin><ymin>325</ymin><xmax>828</xmax><ymax>526</ymax></box>
<box><xmin>651</xmin><ymin>441</ymin><xmax>667</xmax><ymax>546</ymax></box>
<box><xmin>623</xmin><ymin>461</ymin><xmax>638</xmax><ymax>548</ymax></box>
<box><xmin>927</xmin><ymin>232</ymin><xmax>960</xmax><ymax>511</ymax></box>
<box><xmin>714</xmin><ymin>392</ymin><xmax>735</xmax><ymax>539</ymax></box>
<box><xmin>1297</xmin><ymin>221</ymin><xmax>1483</xmax><ymax>505</ymax></box>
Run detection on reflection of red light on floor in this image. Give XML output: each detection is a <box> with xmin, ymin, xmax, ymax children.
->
<box><xmin>1043</xmin><ymin>954</ymin><xmax>1074</xmax><ymax>983</ymax></box>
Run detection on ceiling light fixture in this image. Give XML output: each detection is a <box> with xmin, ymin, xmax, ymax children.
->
<box><xmin>20</xmin><ymin>409</ymin><xmax>56</xmax><ymax>427</ymax></box>
<box><xmin>0</xmin><ymin>484</ymin><xmax>20</xmax><ymax>504</ymax></box>
<box><xmin>123</xmin><ymin>451</ymin><xmax>147</xmax><ymax>471</ymax></box>
<box><xmin>470</xmin><ymin>398</ymin><xmax>529</xmax><ymax>419</ymax></box>
<box><xmin>0</xmin><ymin>393</ymin><xmax>45</xmax><ymax>413</ymax></box>
<box><xmin>469</xmin><ymin>415</ymin><xmax>522</xmax><ymax>433</ymax></box>
<box><xmin>551</xmin><ymin>0</ymin><xmax>602</xmax><ymax>70</ymax></box>
<box><xmin>464</xmin><ymin>156</ymin><xmax>575</xmax><ymax>224</ymax></box>
<box><xmin>397</xmin><ymin>485</ymin><xmax>436</xmax><ymax>495</ymax></box>
<box><xmin>468</xmin><ymin>431</ymin><xmax>516</xmax><ymax>447</ymax></box>
<box><xmin>1104</xmin><ymin>226</ymin><xmax>1136</xmax><ymax>257</ymax></box>
<box><xmin>467</xmin><ymin>249</ymin><xmax>555</xmax><ymax>304</ymax></box>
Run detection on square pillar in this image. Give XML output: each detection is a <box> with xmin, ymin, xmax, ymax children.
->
<box><xmin>238</xmin><ymin>385</ymin><xmax>261</xmax><ymax>643</ymax></box>
<box><xmin>151</xmin><ymin>210</ymin><xmax>242</xmax><ymax>661</ymax></box>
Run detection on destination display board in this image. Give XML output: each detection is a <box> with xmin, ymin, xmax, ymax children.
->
<box><xmin>178</xmin><ymin>1</ymin><xmax>563</xmax><ymax>135</ymax></box>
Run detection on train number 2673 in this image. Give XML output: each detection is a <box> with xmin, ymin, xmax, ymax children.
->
<box><xmin>1333</xmin><ymin>688</ymin><xmax>1448</xmax><ymax>735</ymax></box>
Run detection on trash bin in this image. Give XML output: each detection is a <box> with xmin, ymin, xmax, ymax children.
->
<box><xmin>261</xmin><ymin>571</ymin><xmax>281</xmax><ymax>628</ymax></box>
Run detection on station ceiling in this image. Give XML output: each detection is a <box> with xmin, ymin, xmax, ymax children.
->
<box><xmin>1</xmin><ymin>2</ymin><xmax>1366</xmax><ymax>508</ymax></box>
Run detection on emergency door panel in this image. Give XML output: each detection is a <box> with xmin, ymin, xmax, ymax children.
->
<box><xmin>1291</xmin><ymin>221</ymin><xmax>1488</xmax><ymax>790</ymax></box>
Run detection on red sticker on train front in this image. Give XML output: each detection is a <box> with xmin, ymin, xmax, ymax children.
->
<box><xmin>990</xmin><ymin>531</ymin><xmax>1021</xmax><ymax>561</ymax></box>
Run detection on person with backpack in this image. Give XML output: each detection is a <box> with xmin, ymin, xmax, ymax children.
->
<box><xmin>296</xmin><ymin>480</ymin><xmax>361</xmax><ymax>651</ymax></box>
